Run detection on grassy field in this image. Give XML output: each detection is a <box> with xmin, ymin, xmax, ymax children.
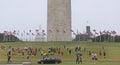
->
<box><xmin>0</xmin><ymin>42</ymin><xmax>120</xmax><ymax>65</ymax></box>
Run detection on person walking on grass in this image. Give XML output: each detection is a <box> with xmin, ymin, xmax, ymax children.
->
<box><xmin>76</xmin><ymin>51</ymin><xmax>83</xmax><ymax>64</ymax></box>
<box><xmin>79</xmin><ymin>52</ymin><xmax>83</xmax><ymax>64</ymax></box>
<box><xmin>7</xmin><ymin>51</ymin><xmax>12</xmax><ymax>63</ymax></box>
<box><xmin>103</xmin><ymin>50</ymin><xmax>106</xmax><ymax>59</ymax></box>
<box><xmin>91</xmin><ymin>52</ymin><xmax>98</xmax><ymax>64</ymax></box>
<box><xmin>89</xmin><ymin>51</ymin><xmax>91</xmax><ymax>56</ymax></box>
<box><xmin>76</xmin><ymin>53</ymin><xmax>80</xmax><ymax>64</ymax></box>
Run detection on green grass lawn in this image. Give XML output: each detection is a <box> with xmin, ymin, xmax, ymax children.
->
<box><xmin>0</xmin><ymin>42</ymin><xmax>120</xmax><ymax>65</ymax></box>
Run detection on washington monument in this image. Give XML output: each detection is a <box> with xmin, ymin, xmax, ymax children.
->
<box><xmin>47</xmin><ymin>0</ymin><xmax>71</xmax><ymax>41</ymax></box>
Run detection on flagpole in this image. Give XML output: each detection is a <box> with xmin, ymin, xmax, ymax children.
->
<box><xmin>13</xmin><ymin>30</ymin><xmax>15</xmax><ymax>42</ymax></box>
<box><xmin>3</xmin><ymin>34</ymin><xmax>5</xmax><ymax>42</ymax></box>
<box><xmin>113</xmin><ymin>35</ymin><xmax>115</xmax><ymax>42</ymax></box>
<box><xmin>9</xmin><ymin>31</ymin><xmax>11</xmax><ymax>42</ymax></box>
<box><xmin>100</xmin><ymin>31</ymin><xmax>101</xmax><ymax>42</ymax></box>
<box><xmin>3</xmin><ymin>31</ymin><xmax>6</xmax><ymax>42</ymax></box>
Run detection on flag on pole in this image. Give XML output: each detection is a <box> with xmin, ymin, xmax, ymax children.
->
<box><xmin>32</xmin><ymin>33</ymin><xmax>34</xmax><ymax>36</ymax></box>
<box><xmin>63</xmin><ymin>30</ymin><xmax>66</xmax><ymax>33</ymax></box>
<box><xmin>5</xmin><ymin>31</ymin><xmax>12</xmax><ymax>35</ymax></box>
<box><xmin>71</xmin><ymin>29</ymin><xmax>74</xmax><ymax>32</ymax></box>
<box><xmin>93</xmin><ymin>29</ymin><xmax>96</xmax><ymax>32</ymax></box>
<box><xmin>29</xmin><ymin>30</ymin><xmax>31</xmax><ymax>32</ymax></box>
<box><xmin>56</xmin><ymin>29</ymin><xmax>59</xmax><ymax>32</ymax></box>
<box><xmin>103</xmin><ymin>30</ymin><xmax>106</xmax><ymax>34</ymax></box>
<box><xmin>95</xmin><ymin>32</ymin><xmax>99</xmax><ymax>35</ymax></box>
<box><xmin>26</xmin><ymin>33</ymin><xmax>29</xmax><ymax>35</ymax></box>
<box><xmin>43</xmin><ymin>33</ymin><xmax>46</xmax><ymax>36</ymax></box>
<box><xmin>36</xmin><ymin>29</ymin><xmax>39</xmax><ymax>32</ymax></box>
<box><xmin>73</xmin><ymin>32</ymin><xmax>76</xmax><ymax>35</ymax></box>
<box><xmin>49</xmin><ymin>29</ymin><xmax>52</xmax><ymax>32</ymax></box>
<box><xmin>100</xmin><ymin>31</ymin><xmax>103</xmax><ymax>35</ymax></box>
<box><xmin>13</xmin><ymin>30</ymin><xmax>16</xmax><ymax>35</ymax></box>
<box><xmin>4</xmin><ymin>31</ymin><xmax>8</xmax><ymax>35</ymax></box>
<box><xmin>107</xmin><ymin>31</ymin><xmax>111</xmax><ymax>35</ymax></box>
<box><xmin>37</xmin><ymin>33</ymin><xmax>40</xmax><ymax>35</ymax></box>
<box><xmin>111</xmin><ymin>31</ymin><xmax>117</xmax><ymax>34</ymax></box>
<box><xmin>42</xmin><ymin>30</ymin><xmax>45</xmax><ymax>32</ymax></box>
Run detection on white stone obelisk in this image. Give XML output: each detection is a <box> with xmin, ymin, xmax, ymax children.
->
<box><xmin>47</xmin><ymin>0</ymin><xmax>71</xmax><ymax>41</ymax></box>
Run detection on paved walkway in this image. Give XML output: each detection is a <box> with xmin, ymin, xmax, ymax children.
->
<box><xmin>0</xmin><ymin>64</ymin><xmax>22</xmax><ymax>65</ymax></box>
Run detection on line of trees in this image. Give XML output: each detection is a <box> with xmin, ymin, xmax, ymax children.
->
<box><xmin>73</xmin><ymin>34</ymin><xmax>120</xmax><ymax>42</ymax></box>
<box><xmin>92</xmin><ymin>34</ymin><xmax>120</xmax><ymax>42</ymax></box>
<box><xmin>0</xmin><ymin>33</ymin><xmax>20</xmax><ymax>42</ymax></box>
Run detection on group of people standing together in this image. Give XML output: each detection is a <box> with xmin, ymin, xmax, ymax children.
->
<box><xmin>6</xmin><ymin>45</ymin><xmax>40</xmax><ymax>63</ymax></box>
<box><xmin>75</xmin><ymin>46</ymin><xmax>106</xmax><ymax>64</ymax></box>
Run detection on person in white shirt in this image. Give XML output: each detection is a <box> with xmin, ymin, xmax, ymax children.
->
<box><xmin>91</xmin><ymin>52</ymin><xmax>97</xmax><ymax>64</ymax></box>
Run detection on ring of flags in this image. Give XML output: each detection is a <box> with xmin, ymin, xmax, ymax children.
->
<box><xmin>1</xmin><ymin>29</ymin><xmax>117</xmax><ymax>42</ymax></box>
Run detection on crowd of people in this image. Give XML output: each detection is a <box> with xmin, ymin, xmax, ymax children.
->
<box><xmin>0</xmin><ymin>45</ymin><xmax>106</xmax><ymax>64</ymax></box>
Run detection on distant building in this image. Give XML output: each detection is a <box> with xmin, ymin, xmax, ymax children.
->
<box><xmin>86</xmin><ymin>26</ymin><xmax>91</xmax><ymax>36</ymax></box>
<box><xmin>35</xmin><ymin>34</ymin><xmax>45</xmax><ymax>42</ymax></box>
<box><xmin>73</xmin><ymin>34</ymin><xmax>90</xmax><ymax>41</ymax></box>
<box><xmin>73</xmin><ymin>26</ymin><xmax>92</xmax><ymax>41</ymax></box>
<box><xmin>35</xmin><ymin>26</ymin><xmax>46</xmax><ymax>42</ymax></box>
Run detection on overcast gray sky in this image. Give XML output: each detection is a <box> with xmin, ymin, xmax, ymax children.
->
<box><xmin>0</xmin><ymin>0</ymin><xmax>120</xmax><ymax>35</ymax></box>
